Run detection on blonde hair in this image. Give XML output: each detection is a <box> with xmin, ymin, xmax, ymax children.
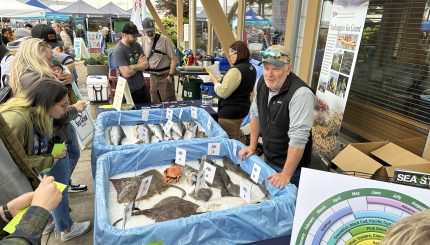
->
<box><xmin>0</xmin><ymin>94</ymin><xmax>54</xmax><ymax>137</ymax></box>
<box><xmin>380</xmin><ymin>210</ymin><xmax>430</xmax><ymax>245</ymax></box>
<box><xmin>9</xmin><ymin>38</ymin><xmax>56</xmax><ymax>95</ymax></box>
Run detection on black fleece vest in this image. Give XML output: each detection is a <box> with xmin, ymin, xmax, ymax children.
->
<box><xmin>256</xmin><ymin>72</ymin><xmax>313</xmax><ymax>169</ymax></box>
<box><xmin>218</xmin><ymin>60</ymin><xmax>256</xmax><ymax>119</ymax></box>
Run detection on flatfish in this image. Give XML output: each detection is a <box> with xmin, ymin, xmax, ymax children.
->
<box><xmin>110</xmin><ymin>169</ymin><xmax>186</xmax><ymax>204</ymax></box>
<box><xmin>108</xmin><ymin>125</ymin><xmax>126</xmax><ymax>146</ymax></box>
<box><xmin>222</xmin><ymin>156</ymin><xmax>271</xmax><ymax>198</ymax></box>
<box><xmin>200</xmin><ymin>158</ymin><xmax>240</xmax><ymax>197</ymax></box>
<box><xmin>133</xmin><ymin>196</ymin><xmax>200</xmax><ymax>222</ymax></box>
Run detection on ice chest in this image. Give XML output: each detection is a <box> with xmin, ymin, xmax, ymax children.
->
<box><xmin>94</xmin><ymin>139</ymin><xmax>297</xmax><ymax>245</ymax></box>
<box><xmin>87</xmin><ymin>75</ymin><xmax>109</xmax><ymax>102</ymax></box>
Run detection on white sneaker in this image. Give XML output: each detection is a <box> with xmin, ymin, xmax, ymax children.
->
<box><xmin>60</xmin><ymin>221</ymin><xmax>91</xmax><ymax>241</ymax></box>
<box><xmin>42</xmin><ymin>222</ymin><xmax>55</xmax><ymax>235</ymax></box>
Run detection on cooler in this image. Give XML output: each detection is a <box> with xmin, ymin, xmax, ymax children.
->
<box><xmin>87</xmin><ymin>75</ymin><xmax>109</xmax><ymax>102</ymax></box>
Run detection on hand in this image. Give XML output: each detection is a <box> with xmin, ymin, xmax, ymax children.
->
<box><xmin>53</xmin><ymin>145</ymin><xmax>67</xmax><ymax>159</ymax></box>
<box><xmin>5</xmin><ymin>192</ymin><xmax>34</xmax><ymax>217</ymax></box>
<box><xmin>73</xmin><ymin>101</ymin><xmax>87</xmax><ymax>113</ymax></box>
<box><xmin>31</xmin><ymin>176</ymin><xmax>62</xmax><ymax>212</ymax></box>
<box><xmin>137</xmin><ymin>55</ymin><xmax>146</xmax><ymax>64</ymax></box>
<box><xmin>57</xmin><ymin>72</ymin><xmax>73</xmax><ymax>85</ymax></box>
<box><xmin>267</xmin><ymin>172</ymin><xmax>290</xmax><ymax>189</ymax></box>
<box><xmin>167</xmin><ymin>74</ymin><xmax>173</xmax><ymax>84</ymax></box>
<box><xmin>209</xmin><ymin>73</ymin><xmax>218</xmax><ymax>84</ymax></box>
<box><xmin>239</xmin><ymin>146</ymin><xmax>256</xmax><ymax>160</ymax></box>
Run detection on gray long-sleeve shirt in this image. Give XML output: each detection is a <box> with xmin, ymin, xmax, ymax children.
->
<box><xmin>250</xmin><ymin>85</ymin><xmax>315</xmax><ymax>149</ymax></box>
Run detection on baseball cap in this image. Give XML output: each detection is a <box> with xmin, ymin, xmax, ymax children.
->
<box><xmin>142</xmin><ymin>18</ymin><xmax>155</xmax><ymax>33</ymax></box>
<box><xmin>259</xmin><ymin>45</ymin><xmax>291</xmax><ymax>67</ymax></box>
<box><xmin>31</xmin><ymin>24</ymin><xmax>62</xmax><ymax>48</ymax></box>
<box><xmin>14</xmin><ymin>28</ymin><xmax>31</xmax><ymax>39</ymax></box>
<box><xmin>121</xmin><ymin>22</ymin><xmax>142</xmax><ymax>37</ymax></box>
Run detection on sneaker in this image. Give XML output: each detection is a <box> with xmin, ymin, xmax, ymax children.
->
<box><xmin>60</xmin><ymin>221</ymin><xmax>91</xmax><ymax>241</ymax></box>
<box><xmin>42</xmin><ymin>221</ymin><xmax>55</xmax><ymax>235</ymax></box>
<box><xmin>68</xmin><ymin>182</ymin><xmax>88</xmax><ymax>193</ymax></box>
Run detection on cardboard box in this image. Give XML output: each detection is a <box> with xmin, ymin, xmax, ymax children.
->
<box><xmin>332</xmin><ymin>141</ymin><xmax>430</xmax><ymax>179</ymax></box>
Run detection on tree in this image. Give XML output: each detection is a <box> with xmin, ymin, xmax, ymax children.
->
<box><xmin>155</xmin><ymin>15</ymin><xmax>189</xmax><ymax>46</ymax></box>
<box><xmin>247</xmin><ymin>0</ymin><xmax>272</xmax><ymax>17</ymax></box>
<box><xmin>155</xmin><ymin>0</ymin><xmax>189</xmax><ymax>18</ymax></box>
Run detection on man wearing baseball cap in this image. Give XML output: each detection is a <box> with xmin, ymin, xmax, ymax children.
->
<box><xmin>140</xmin><ymin>17</ymin><xmax>177</xmax><ymax>102</ymax></box>
<box><xmin>113</xmin><ymin>22</ymin><xmax>151</xmax><ymax>103</ymax></box>
<box><xmin>239</xmin><ymin>44</ymin><xmax>315</xmax><ymax>188</ymax></box>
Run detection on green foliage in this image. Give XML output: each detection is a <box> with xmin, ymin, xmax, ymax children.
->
<box><xmin>155</xmin><ymin>15</ymin><xmax>189</xmax><ymax>47</ymax></box>
<box><xmin>156</xmin><ymin>0</ymin><xmax>189</xmax><ymax>18</ymax></box>
<box><xmin>84</xmin><ymin>53</ymin><xmax>108</xmax><ymax>66</ymax></box>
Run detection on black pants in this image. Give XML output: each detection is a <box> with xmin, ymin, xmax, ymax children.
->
<box><xmin>131</xmin><ymin>86</ymin><xmax>151</xmax><ymax>104</ymax></box>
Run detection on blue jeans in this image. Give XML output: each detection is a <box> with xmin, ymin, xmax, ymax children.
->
<box><xmin>67</xmin><ymin>124</ymin><xmax>80</xmax><ymax>179</ymax></box>
<box><xmin>48</xmin><ymin>155</ymin><xmax>73</xmax><ymax>232</ymax></box>
<box><xmin>266</xmin><ymin>161</ymin><xmax>302</xmax><ymax>188</ymax></box>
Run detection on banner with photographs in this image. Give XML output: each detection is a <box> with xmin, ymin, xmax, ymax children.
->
<box><xmin>313</xmin><ymin>0</ymin><xmax>370</xmax><ymax>158</ymax></box>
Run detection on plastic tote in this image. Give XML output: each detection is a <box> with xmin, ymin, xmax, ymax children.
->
<box><xmin>91</xmin><ymin>107</ymin><xmax>228</xmax><ymax>177</ymax></box>
<box><xmin>94</xmin><ymin>138</ymin><xmax>297</xmax><ymax>245</ymax></box>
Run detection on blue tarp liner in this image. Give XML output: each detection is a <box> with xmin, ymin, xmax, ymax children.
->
<box><xmin>94</xmin><ymin>138</ymin><xmax>297</xmax><ymax>244</ymax></box>
<box><xmin>91</xmin><ymin>107</ymin><xmax>228</xmax><ymax>177</ymax></box>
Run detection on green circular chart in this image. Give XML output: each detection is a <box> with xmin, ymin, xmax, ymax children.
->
<box><xmin>295</xmin><ymin>188</ymin><xmax>429</xmax><ymax>245</ymax></box>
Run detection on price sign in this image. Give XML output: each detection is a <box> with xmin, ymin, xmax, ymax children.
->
<box><xmin>207</xmin><ymin>119</ymin><xmax>212</xmax><ymax>130</ymax></box>
<box><xmin>136</xmin><ymin>175</ymin><xmax>152</xmax><ymax>199</ymax></box>
<box><xmin>191</xmin><ymin>107</ymin><xmax>198</xmax><ymax>119</ymax></box>
<box><xmin>203</xmin><ymin>161</ymin><xmax>216</xmax><ymax>184</ymax></box>
<box><xmin>142</xmin><ymin>109</ymin><xmax>149</xmax><ymax>121</ymax></box>
<box><xmin>240</xmin><ymin>182</ymin><xmax>251</xmax><ymax>202</ymax></box>
<box><xmin>175</xmin><ymin>148</ymin><xmax>187</xmax><ymax>166</ymax></box>
<box><xmin>207</xmin><ymin>143</ymin><xmax>221</xmax><ymax>155</ymax></box>
<box><xmin>250</xmin><ymin>163</ymin><xmax>261</xmax><ymax>183</ymax></box>
<box><xmin>179</xmin><ymin>108</ymin><xmax>183</xmax><ymax>119</ymax></box>
<box><xmin>123</xmin><ymin>201</ymin><xmax>134</xmax><ymax>228</ymax></box>
<box><xmin>166</xmin><ymin>108</ymin><xmax>173</xmax><ymax>120</ymax></box>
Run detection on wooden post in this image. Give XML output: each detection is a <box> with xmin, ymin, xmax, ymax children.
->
<box><xmin>201</xmin><ymin>0</ymin><xmax>235</xmax><ymax>58</ymax></box>
<box><xmin>285</xmin><ymin>0</ymin><xmax>297</xmax><ymax>51</ymax></box>
<box><xmin>145</xmin><ymin>0</ymin><xmax>168</xmax><ymax>37</ymax></box>
<box><xmin>190</xmin><ymin>0</ymin><xmax>196</xmax><ymax>55</ymax></box>
<box><xmin>177</xmin><ymin>0</ymin><xmax>184</xmax><ymax>49</ymax></box>
<box><xmin>236</xmin><ymin>0</ymin><xmax>245</xmax><ymax>40</ymax></box>
<box><xmin>207</xmin><ymin>20</ymin><xmax>213</xmax><ymax>54</ymax></box>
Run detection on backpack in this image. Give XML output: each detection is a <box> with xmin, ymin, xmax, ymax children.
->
<box><xmin>0</xmin><ymin>76</ymin><xmax>11</xmax><ymax>104</ymax></box>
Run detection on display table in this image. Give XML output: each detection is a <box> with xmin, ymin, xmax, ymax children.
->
<box><xmin>95</xmin><ymin>100</ymin><xmax>218</xmax><ymax>121</ymax></box>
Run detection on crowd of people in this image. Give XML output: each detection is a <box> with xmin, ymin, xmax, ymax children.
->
<box><xmin>0</xmin><ymin>16</ymin><xmax>428</xmax><ymax>244</ymax></box>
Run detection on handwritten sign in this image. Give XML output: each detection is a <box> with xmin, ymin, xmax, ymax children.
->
<box><xmin>251</xmin><ymin>163</ymin><xmax>262</xmax><ymax>183</ymax></box>
<box><xmin>136</xmin><ymin>176</ymin><xmax>152</xmax><ymax>199</ymax></box>
<box><xmin>207</xmin><ymin>143</ymin><xmax>221</xmax><ymax>156</ymax></box>
<box><xmin>240</xmin><ymin>182</ymin><xmax>251</xmax><ymax>202</ymax></box>
<box><xmin>175</xmin><ymin>148</ymin><xmax>187</xmax><ymax>166</ymax></box>
<box><xmin>203</xmin><ymin>161</ymin><xmax>216</xmax><ymax>184</ymax></box>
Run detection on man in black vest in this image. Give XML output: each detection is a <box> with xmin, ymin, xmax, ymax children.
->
<box><xmin>239</xmin><ymin>45</ymin><xmax>315</xmax><ymax>188</ymax></box>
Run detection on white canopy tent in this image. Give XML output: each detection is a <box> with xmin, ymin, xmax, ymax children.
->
<box><xmin>0</xmin><ymin>0</ymin><xmax>45</xmax><ymax>17</ymax></box>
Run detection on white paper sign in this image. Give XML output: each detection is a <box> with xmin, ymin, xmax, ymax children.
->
<box><xmin>136</xmin><ymin>175</ymin><xmax>152</xmax><ymax>199</ymax></box>
<box><xmin>123</xmin><ymin>201</ymin><xmax>134</xmax><ymax>228</ymax></box>
<box><xmin>175</xmin><ymin>148</ymin><xmax>187</xmax><ymax>166</ymax></box>
<box><xmin>142</xmin><ymin>109</ymin><xmax>149</xmax><ymax>121</ymax></box>
<box><xmin>203</xmin><ymin>161</ymin><xmax>216</xmax><ymax>184</ymax></box>
<box><xmin>70</xmin><ymin>109</ymin><xmax>94</xmax><ymax>150</ymax></box>
<box><xmin>191</xmin><ymin>107</ymin><xmax>198</xmax><ymax>119</ymax></box>
<box><xmin>195</xmin><ymin>170</ymin><xmax>205</xmax><ymax>190</ymax></box>
<box><xmin>138</xmin><ymin>125</ymin><xmax>148</xmax><ymax>139</ymax></box>
<box><xmin>113</xmin><ymin>76</ymin><xmax>135</xmax><ymax>111</ymax></box>
<box><xmin>164</xmin><ymin>120</ymin><xmax>174</xmax><ymax>133</ymax></box>
<box><xmin>240</xmin><ymin>182</ymin><xmax>251</xmax><ymax>202</ymax></box>
<box><xmin>207</xmin><ymin>119</ymin><xmax>212</xmax><ymax>130</ymax></box>
<box><xmin>233</xmin><ymin>143</ymin><xmax>237</xmax><ymax>156</ymax></box>
<box><xmin>207</xmin><ymin>143</ymin><xmax>221</xmax><ymax>155</ymax></box>
<box><xmin>179</xmin><ymin>108</ymin><xmax>183</xmax><ymax>119</ymax></box>
<box><xmin>251</xmin><ymin>163</ymin><xmax>262</xmax><ymax>183</ymax></box>
<box><xmin>166</xmin><ymin>108</ymin><xmax>173</xmax><ymax>120</ymax></box>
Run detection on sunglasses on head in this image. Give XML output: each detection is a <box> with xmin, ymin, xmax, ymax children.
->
<box><xmin>260</xmin><ymin>50</ymin><xmax>288</xmax><ymax>60</ymax></box>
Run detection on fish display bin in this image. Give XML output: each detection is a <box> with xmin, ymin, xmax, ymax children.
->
<box><xmin>94</xmin><ymin>139</ymin><xmax>297</xmax><ymax>245</ymax></box>
<box><xmin>91</xmin><ymin>107</ymin><xmax>228</xmax><ymax>177</ymax></box>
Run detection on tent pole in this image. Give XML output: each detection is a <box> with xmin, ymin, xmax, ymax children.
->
<box><xmin>109</xmin><ymin>17</ymin><xmax>113</xmax><ymax>42</ymax></box>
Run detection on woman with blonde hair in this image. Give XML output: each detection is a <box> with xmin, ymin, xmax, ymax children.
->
<box><xmin>380</xmin><ymin>210</ymin><xmax>430</xmax><ymax>244</ymax></box>
<box><xmin>8</xmin><ymin>38</ymin><xmax>56</xmax><ymax>95</ymax></box>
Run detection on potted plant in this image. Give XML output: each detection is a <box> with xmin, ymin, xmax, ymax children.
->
<box><xmin>84</xmin><ymin>53</ymin><xmax>109</xmax><ymax>76</ymax></box>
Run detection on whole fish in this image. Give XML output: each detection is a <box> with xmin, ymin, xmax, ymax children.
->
<box><xmin>222</xmin><ymin>156</ymin><xmax>271</xmax><ymax>198</ymax></box>
<box><xmin>172</xmin><ymin>121</ymin><xmax>185</xmax><ymax>137</ymax></box>
<box><xmin>199</xmin><ymin>158</ymin><xmax>239</xmax><ymax>197</ymax></box>
<box><xmin>171</xmin><ymin>131</ymin><xmax>182</xmax><ymax>140</ymax></box>
<box><xmin>110</xmin><ymin>169</ymin><xmax>186</xmax><ymax>204</ymax></box>
<box><xmin>190</xmin><ymin>188</ymin><xmax>213</xmax><ymax>202</ymax></box>
<box><xmin>150</xmin><ymin>124</ymin><xmax>164</xmax><ymax>140</ymax></box>
<box><xmin>162</xmin><ymin>123</ymin><xmax>172</xmax><ymax>140</ymax></box>
<box><xmin>108</xmin><ymin>125</ymin><xmax>126</xmax><ymax>146</ymax></box>
<box><xmin>151</xmin><ymin>135</ymin><xmax>161</xmax><ymax>143</ymax></box>
<box><xmin>183</xmin><ymin>121</ymin><xmax>198</xmax><ymax>140</ymax></box>
<box><xmin>113</xmin><ymin>196</ymin><xmax>200</xmax><ymax>226</ymax></box>
<box><xmin>135</xmin><ymin>123</ymin><xmax>152</xmax><ymax>144</ymax></box>
<box><xmin>183</xmin><ymin>165</ymin><xmax>198</xmax><ymax>185</ymax></box>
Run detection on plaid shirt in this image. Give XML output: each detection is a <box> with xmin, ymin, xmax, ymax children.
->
<box><xmin>0</xmin><ymin>206</ymin><xmax>50</xmax><ymax>245</ymax></box>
